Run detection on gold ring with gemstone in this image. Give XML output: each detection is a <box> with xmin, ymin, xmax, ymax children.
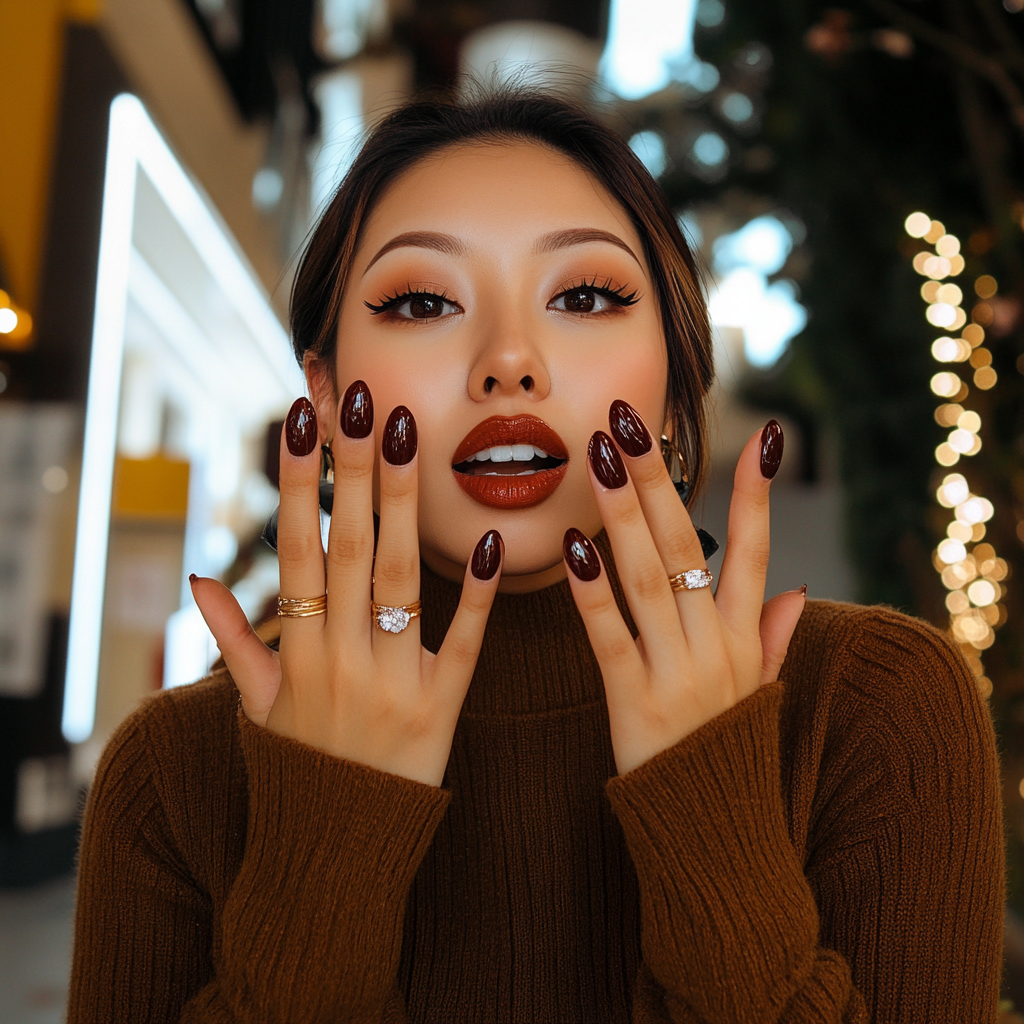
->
<box><xmin>371</xmin><ymin>600</ymin><xmax>422</xmax><ymax>634</ymax></box>
<box><xmin>277</xmin><ymin>594</ymin><xmax>328</xmax><ymax>617</ymax></box>
<box><xmin>668</xmin><ymin>568</ymin><xmax>714</xmax><ymax>592</ymax></box>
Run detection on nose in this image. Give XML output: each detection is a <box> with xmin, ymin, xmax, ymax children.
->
<box><xmin>467</xmin><ymin>320</ymin><xmax>551</xmax><ymax>402</ymax></box>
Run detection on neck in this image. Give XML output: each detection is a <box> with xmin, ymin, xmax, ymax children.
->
<box><xmin>421</xmin><ymin>547</ymin><xmax>568</xmax><ymax>594</ymax></box>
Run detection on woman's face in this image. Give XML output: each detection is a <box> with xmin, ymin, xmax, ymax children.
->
<box><xmin>317</xmin><ymin>141</ymin><xmax>668</xmax><ymax>591</ymax></box>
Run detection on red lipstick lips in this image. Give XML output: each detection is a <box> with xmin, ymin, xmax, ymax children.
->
<box><xmin>452</xmin><ymin>415</ymin><xmax>569</xmax><ymax>509</ymax></box>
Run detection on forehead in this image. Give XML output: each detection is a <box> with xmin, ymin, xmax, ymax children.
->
<box><xmin>359</xmin><ymin>140</ymin><xmax>643</xmax><ymax>254</ymax></box>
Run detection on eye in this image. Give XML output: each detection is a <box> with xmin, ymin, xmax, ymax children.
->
<box><xmin>548</xmin><ymin>279</ymin><xmax>639</xmax><ymax>315</ymax></box>
<box><xmin>364</xmin><ymin>290</ymin><xmax>462</xmax><ymax>320</ymax></box>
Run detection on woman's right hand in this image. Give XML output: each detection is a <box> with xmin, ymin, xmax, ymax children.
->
<box><xmin>190</xmin><ymin>383</ymin><xmax>503</xmax><ymax>787</ymax></box>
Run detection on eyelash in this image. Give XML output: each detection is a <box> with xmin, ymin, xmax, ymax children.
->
<box><xmin>363</xmin><ymin>277</ymin><xmax>641</xmax><ymax>318</ymax></box>
<box><xmin>553</xmin><ymin>277</ymin><xmax>640</xmax><ymax>308</ymax></box>
<box><xmin>364</xmin><ymin>286</ymin><xmax>461</xmax><ymax>316</ymax></box>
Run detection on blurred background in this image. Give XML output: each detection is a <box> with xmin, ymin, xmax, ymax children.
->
<box><xmin>1</xmin><ymin>0</ymin><xmax>1024</xmax><ymax>1018</ymax></box>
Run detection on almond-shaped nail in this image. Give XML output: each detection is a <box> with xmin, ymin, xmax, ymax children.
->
<box><xmin>563</xmin><ymin>528</ymin><xmax>601</xmax><ymax>581</ymax></box>
<box><xmin>609</xmin><ymin>400</ymin><xmax>652</xmax><ymax>457</ymax></box>
<box><xmin>801</xmin><ymin>583</ymin><xmax>807</xmax><ymax>596</ymax></box>
<box><xmin>285</xmin><ymin>397</ymin><xmax>318</xmax><ymax>457</ymax></box>
<box><xmin>189</xmin><ymin>573</ymin><xmax>197</xmax><ymax>585</ymax></box>
<box><xmin>760</xmin><ymin>420</ymin><xmax>784</xmax><ymax>479</ymax></box>
<box><xmin>341</xmin><ymin>380</ymin><xmax>373</xmax><ymax>439</ymax></box>
<box><xmin>471</xmin><ymin>529</ymin><xmax>502</xmax><ymax>580</ymax></box>
<box><xmin>382</xmin><ymin>405</ymin><xmax>417</xmax><ymax>465</ymax></box>
<box><xmin>589</xmin><ymin>431</ymin><xmax>627</xmax><ymax>489</ymax></box>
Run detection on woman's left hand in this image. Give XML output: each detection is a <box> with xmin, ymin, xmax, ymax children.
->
<box><xmin>565</xmin><ymin>402</ymin><xmax>806</xmax><ymax>776</ymax></box>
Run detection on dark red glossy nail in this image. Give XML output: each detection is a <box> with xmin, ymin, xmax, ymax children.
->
<box><xmin>588</xmin><ymin>431</ymin><xmax>627</xmax><ymax>489</ymax></box>
<box><xmin>609</xmin><ymin>400</ymin><xmax>652</xmax><ymax>457</ymax></box>
<box><xmin>382</xmin><ymin>406</ymin><xmax>417</xmax><ymax>465</ymax></box>
<box><xmin>563</xmin><ymin>528</ymin><xmax>601</xmax><ymax>581</ymax></box>
<box><xmin>800</xmin><ymin>583</ymin><xmax>808</xmax><ymax>596</ymax></box>
<box><xmin>285</xmin><ymin>397</ymin><xmax>318</xmax><ymax>457</ymax></box>
<box><xmin>760</xmin><ymin>420</ymin><xmax>784</xmax><ymax>479</ymax></box>
<box><xmin>471</xmin><ymin>530</ymin><xmax>502</xmax><ymax>580</ymax></box>
<box><xmin>189</xmin><ymin>573</ymin><xmax>197</xmax><ymax>585</ymax></box>
<box><xmin>341</xmin><ymin>380</ymin><xmax>373</xmax><ymax>439</ymax></box>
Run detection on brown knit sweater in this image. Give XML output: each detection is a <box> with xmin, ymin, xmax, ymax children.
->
<box><xmin>68</xmin><ymin>554</ymin><xmax>1004</xmax><ymax>1023</ymax></box>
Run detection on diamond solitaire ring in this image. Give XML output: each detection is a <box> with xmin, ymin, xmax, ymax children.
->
<box><xmin>668</xmin><ymin>568</ymin><xmax>714</xmax><ymax>592</ymax></box>
<box><xmin>371</xmin><ymin>600</ymin><xmax>423</xmax><ymax>634</ymax></box>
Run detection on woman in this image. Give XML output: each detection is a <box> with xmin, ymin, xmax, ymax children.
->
<box><xmin>68</xmin><ymin>91</ymin><xmax>1004</xmax><ymax>1022</ymax></box>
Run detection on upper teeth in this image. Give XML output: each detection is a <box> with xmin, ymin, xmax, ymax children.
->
<box><xmin>466</xmin><ymin>444</ymin><xmax>550</xmax><ymax>462</ymax></box>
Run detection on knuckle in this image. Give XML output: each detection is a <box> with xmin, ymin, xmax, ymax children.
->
<box><xmin>278</xmin><ymin>533</ymin><xmax>324</xmax><ymax>571</ymax></box>
<box><xmin>631</xmin><ymin>561</ymin><xmax>669</xmax><ymax>603</ymax></box>
<box><xmin>444</xmin><ymin>632</ymin><xmax>478</xmax><ymax>668</ymax></box>
<box><xmin>609</xmin><ymin>498</ymin><xmax>646</xmax><ymax>531</ymax></box>
<box><xmin>601</xmin><ymin>632</ymin><xmax>635</xmax><ymax>665</ymax></box>
<box><xmin>374</xmin><ymin>553</ymin><xmax>418</xmax><ymax>590</ymax></box>
<box><xmin>328</xmin><ymin>529</ymin><xmax>370</xmax><ymax>568</ymax></box>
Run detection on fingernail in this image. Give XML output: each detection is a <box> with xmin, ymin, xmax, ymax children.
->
<box><xmin>563</xmin><ymin>528</ymin><xmax>601</xmax><ymax>581</ymax></box>
<box><xmin>471</xmin><ymin>530</ymin><xmax>502</xmax><ymax>580</ymax></box>
<box><xmin>341</xmin><ymin>380</ymin><xmax>373</xmax><ymax>439</ymax></box>
<box><xmin>588</xmin><ymin>430</ymin><xmax>627</xmax><ymax>489</ymax></box>
<box><xmin>609</xmin><ymin>400</ymin><xmax>652</xmax><ymax>457</ymax></box>
<box><xmin>285</xmin><ymin>397</ymin><xmax>318</xmax><ymax>457</ymax></box>
<box><xmin>383</xmin><ymin>405</ymin><xmax>417</xmax><ymax>465</ymax></box>
<box><xmin>801</xmin><ymin>583</ymin><xmax>808</xmax><ymax>596</ymax></box>
<box><xmin>189</xmin><ymin>573</ymin><xmax>197</xmax><ymax>585</ymax></box>
<box><xmin>760</xmin><ymin>420</ymin><xmax>784</xmax><ymax>479</ymax></box>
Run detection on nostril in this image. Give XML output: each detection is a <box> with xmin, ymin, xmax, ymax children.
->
<box><xmin>484</xmin><ymin>376</ymin><xmax>498</xmax><ymax>393</ymax></box>
<box><xmin>520</xmin><ymin>375</ymin><xmax>534</xmax><ymax>392</ymax></box>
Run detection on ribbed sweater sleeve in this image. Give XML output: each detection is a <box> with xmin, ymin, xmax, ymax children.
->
<box><xmin>608</xmin><ymin>683</ymin><xmax>864</xmax><ymax>1024</ymax></box>
<box><xmin>607</xmin><ymin>616</ymin><xmax>1003</xmax><ymax>1024</ymax></box>
<box><xmin>69</xmin><ymin>700</ymin><xmax>449</xmax><ymax>1024</ymax></box>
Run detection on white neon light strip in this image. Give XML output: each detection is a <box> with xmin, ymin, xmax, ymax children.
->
<box><xmin>62</xmin><ymin>94</ymin><xmax>300</xmax><ymax>743</ymax></box>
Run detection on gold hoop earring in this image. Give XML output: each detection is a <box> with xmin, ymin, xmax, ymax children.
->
<box><xmin>660</xmin><ymin>436</ymin><xmax>690</xmax><ymax>504</ymax></box>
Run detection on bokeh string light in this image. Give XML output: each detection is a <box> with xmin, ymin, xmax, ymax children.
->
<box><xmin>905</xmin><ymin>211</ymin><xmax>1006</xmax><ymax>698</ymax></box>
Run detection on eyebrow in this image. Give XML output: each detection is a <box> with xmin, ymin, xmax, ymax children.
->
<box><xmin>363</xmin><ymin>231</ymin><xmax>467</xmax><ymax>275</ymax></box>
<box><xmin>534</xmin><ymin>228</ymin><xmax>642</xmax><ymax>268</ymax></box>
<box><xmin>362</xmin><ymin>226</ymin><xmax>643</xmax><ymax>276</ymax></box>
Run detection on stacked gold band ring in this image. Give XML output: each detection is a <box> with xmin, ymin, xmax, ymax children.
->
<box><xmin>668</xmin><ymin>568</ymin><xmax>714</xmax><ymax>592</ymax></box>
<box><xmin>371</xmin><ymin>600</ymin><xmax>422</xmax><ymax>634</ymax></box>
<box><xmin>277</xmin><ymin>594</ymin><xmax>328</xmax><ymax>617</ymax></box>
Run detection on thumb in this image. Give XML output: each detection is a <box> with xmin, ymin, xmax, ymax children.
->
<box><xmin>758</xmin><ymin>586</ymin><xmax>807</xmax><ymax>686</ymax></box>
<box><xmin>190</xmin><ymin>575</ymin><xmax>281</xmax><ymax>726</ymax></box>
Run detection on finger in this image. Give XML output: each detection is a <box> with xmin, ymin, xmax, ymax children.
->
<box><xmin>759</xmin><ymin>586</ymin><xmax>806</xmax><ymax>685</ymax></box>
<box><xmin>432</xmin><ymin>530</ymin><xmax>503</xmax><ymax>705</ymax></box>
<box><xmin>372</xmin><ymin>406</ymin><xmax>420</xmax><ymax>658</ymax></box>
<box><xmin>562</xmin><ymin>528</ymin><xmax>644</xmax><ymax>686</ymax></box>
<box><xmin>190</xmin><ymin>575</ymin><xmax>281</xmax><ymax>726</ymax></box>
<box><xmin>326</xmin><ymin>380</ymin><xmax>376</xmax><ymax>636</ymax></box>
<box><xmin>586</xmin><ymin>431</ymin><xmax>689</xmax><ymax>668</ymax></box>
<box><xmin>715</xmin><ymin>420</ymin><xmax>783</xmax><ymax>633</ymax></box>
<box><xmin>277</xmin><ymin>397</ymin><xmax>326</xmax><ymax>622</ymax></box>
<box><xmin>607</xmin><ymin>401</ymin><xmax>716</xmax><ymax>631</ymax></box>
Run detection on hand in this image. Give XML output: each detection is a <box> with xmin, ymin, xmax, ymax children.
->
<box><xmin>563</xmin><ymin>402</ymin><xmax>806</xmax><ymax>775</ymax></box>
<box><xmin>190</xmin><ymin>384</ymin><xmax>503</xmax><ymax>787</ymax></box>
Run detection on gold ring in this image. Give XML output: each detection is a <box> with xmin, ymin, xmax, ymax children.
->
<box><xmin>668</xmin><ymin>568</ymin><xmax>714</xmax><ymax>592</ymax></box>
<box><xmin>371</xmin><ymin>600</ymin><xmax>422</xmax><ymax>634</ymax></box>
<box><xmin>277</xmin><ymin>594</ymin><xmax>327</xmax><ymax>617</ymax></box>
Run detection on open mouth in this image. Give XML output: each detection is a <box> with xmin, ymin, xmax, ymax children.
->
<box><xmin>452</xmin><ymin>415</ymin><xmax>569</xmax><ymax>509</ymax></box>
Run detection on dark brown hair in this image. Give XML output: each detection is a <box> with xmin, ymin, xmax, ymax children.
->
<box><xmin>290</xmin><ymin>90</ymin><xmax>714</xmax><ymax>499</ymax></box>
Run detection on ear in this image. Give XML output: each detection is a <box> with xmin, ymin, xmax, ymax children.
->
<box><xmin>304</xmin><ymin>351</ymin><xmax>338</xmax><ymax>440</ymax></box>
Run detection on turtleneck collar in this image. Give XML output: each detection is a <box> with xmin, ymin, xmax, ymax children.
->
<box><xmin>419</xmin><ymin>531</ymin><xmax>632</xmax><ymax>717</ymax></box>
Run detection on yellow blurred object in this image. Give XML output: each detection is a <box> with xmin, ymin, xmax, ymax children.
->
<box><xmin>0</xmin><ymin>302</ymin><xmax>34</xmax><ymax>350</ymax></box>
<box><xmin>905</xmin><ymin>211</ymin><xmax>931</xmax><ymax>237</ymax></box>
<box><xmin>975</xmin><ymin>275</ymin><xmax>998</xmax><ymax>299</ymax></box>
<box><xmin>974</xmin><ymin>366</ymin><xmax>998</xmax><ymax>390</ymax></box>
<box><xmin>924</xmin><ymin>220</ymin><xmax>946</xmax><ymax>243</ymax></box>
<box><xmin>935</xmin><ymin>234</ymin><xmax>960</xmax><ymax>257</ymax></box>
<box><xmin>962</xmin><ymin>323</ymin><xmax>984</xmax><ymax>347</ymax></box>
<box><xmin>948</xmin><ymin>254</ymin><xmax>965</xmax><ymax>276</ymax></box>
<box><xmin>970</xmin><ymin>347</ymin><xmax>992</xmax><ymax>368</ymax></box>
<box><xmin>112</xmin><ymin>453</ymin><xmax>190</xmax><ymax>521</ymax></box>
